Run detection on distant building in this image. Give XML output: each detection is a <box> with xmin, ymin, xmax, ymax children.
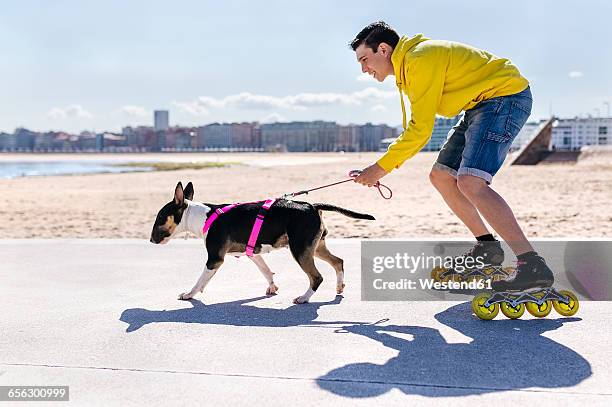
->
<box><xmin>551</xmin><ymin>117</ymin><xmax>611</xmax><ymax>150</ymax></box>
<box><xmin>77</xmin><ymin>131</ymin><xmax>99</xmax><ymax>151</ymax></box>
<box><xmin>338</xmin><ymin>125</ymin><xmax>360</xmax><ymax>152</ymax></box>
<box><xmin>0</xmin><ymin>132</ymin><xmax>17</xmax><ymax>151</ymax></box>
<box><xmin>359</xmin><ymin>123</ymin><xmax>396</xmax><ymax>151</ymax></box>
<box><xmin>154</xmin><ymin>110</ymin><xmax>169</xmax><ymax>132</ymax></box>
<box><xmin>422</xmin><ymin>116</ymin><xmax>461</xmax><ymax>151</ymax></box>
<box><xmin>259</xmin><ymin>121</ymin><xmax>395</xmax><ymax>152</ymax></box>
<box><xmin>96</xmin><ymin>133</ymin><xmax>104</xmax><ymax>151</ymax></box>
<box><xmin>164</xmin><ymin>127</ymin><xmax>197</xmax><ymax>150</ymax></box>
<box><xmin>175</xmin><ymin>131</ymin><xmax>193</xmax><ymax>149</ymax></box>
<box><xmin>101</xmin><ymin>133</ymin><xmax>127</xmax><ymax>151</ymax></box>
<box><xmin>231</xmin><ymin>122</ymin><xmax>259</xmax><ymax>148</ymax></box>
<box><xmin>15</xmin><ymin>128</ymin><xmax>37</xmax><ymax>151</ymax></box>
<box><xmin>199</xmin><ymin>123</ymin><xmax>232</xmax><ymax>148</ymax></box>
<box><xmin>34</xmin><ymin>132</ymin><xmax>54</xmax><ymax>151</ymax></box>
<box><xmin>152</xmin><ymin>110</ymin><xmax>169</xmax><ymax>152</ymax></box>
<box><xmin>261</xmin><ymin>121</ymin><xmax>340</xmax><ymax>152</ymax></box>
<box><xmin>122</xmin><ymin>126</ymin><xmax>155</xmax><ymax>151</ymax></box>
<box><xmin>381</xmin><ymin>117</ymin><xmax>459</xmax><ymax>152</ymax></box>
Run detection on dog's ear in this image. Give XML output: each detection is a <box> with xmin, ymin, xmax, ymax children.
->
<box><xmin>184</xmin><ymin>182</ymin><xmax>194</xmax><ymax>201</ymax></box>
<box><xmin>174</xmin><ymin>182</ymin><xmax>184</xmax><ymax>205</ymax></box>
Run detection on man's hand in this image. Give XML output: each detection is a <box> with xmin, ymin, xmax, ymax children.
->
<box><xmin>354</xmin><ymin>163</ymin><xmax>388</xmax><ymax>187</ymax></box>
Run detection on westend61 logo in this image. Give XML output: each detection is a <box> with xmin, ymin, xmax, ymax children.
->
<box><xmin>371</xmin><ymin>252</ymin><xmax>491</xmax><ymax>291</ymax></box>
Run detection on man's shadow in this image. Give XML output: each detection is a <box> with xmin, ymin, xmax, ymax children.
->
<box><xmin>120</xmin><ymin>295</ymin><xmax>350</xmax><ymax>332</ymax></box>
<box><xmin>316</xmin><ymin>302</ymin><xmax>591</xmax><ymax>397</ymax></box>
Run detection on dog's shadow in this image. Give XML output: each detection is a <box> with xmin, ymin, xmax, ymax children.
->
<box><xmin>120</xmin><ymin>295</ymin><xmax>348</xmax><ymax>333</ymax></box>
<box><xmin>316</xmin><ymin>302</ymin><xmax>591</xmax><ymax>397</ymax></box>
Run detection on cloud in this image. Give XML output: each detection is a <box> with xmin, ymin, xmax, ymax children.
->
<box><xmin>371</xmin><ymin>104</ymin><xmax>387</xmax><ymax>112</ymax></box>
<box><xmin>260</xmin><ymin>112</ymin><xmax>287</xmax><ymax>123</ymax></box>
<box><xmin>568</xmin><ymin>71</ymin><xmax>583</xmax><ymax>78</ymax></box>
<box><xmin>172</xmin><ymin>100</ymin><xmax>211</xmax><ymax>116</ymax></box>
<box><xmin>47</xmin><ymin>104</ymin><xmax>93</xmax><ymax>120</ymax></box>
<box><xmin>118</xmin><ymin>105</ymin><xmax>148</xmax><ymax>117</ymax></box>
<box><xmin>173</xmin><ymin>87</ymin><xmax>397</xmax><ymax>116</ymax></box>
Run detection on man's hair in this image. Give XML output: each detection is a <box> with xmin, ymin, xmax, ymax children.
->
<box><xmin>349</xmin><ymin>21</ymin><xmax>400</xmax><ymax>52</ymax></box>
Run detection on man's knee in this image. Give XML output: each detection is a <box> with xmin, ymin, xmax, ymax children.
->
<box><xmin>429</xmin><ymin>168</ymin><xmax>456</xmax><ymax>189</ymax></box>
<box><xmin>457</xmin><ymin>175</ymin><xmax>487</xmax><ymax>198</ymax></box>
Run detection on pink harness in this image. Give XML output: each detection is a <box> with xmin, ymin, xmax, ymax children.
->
<box><xmin>201</xmin><ymin>169</ymin><xmax>392</xmax><ymax>257</ymax></box>
<box><xmin>202</xmin><ymin>198</ymin><xmax>276</xmax><ymax>257</ymax></box>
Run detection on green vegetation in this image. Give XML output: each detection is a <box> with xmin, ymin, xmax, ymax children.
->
<box><xmin>115</xmin><ymin>161</ymin><xmax>241</xmax><ymax>171</ymax></box>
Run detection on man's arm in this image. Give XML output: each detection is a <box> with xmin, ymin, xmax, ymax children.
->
<box><xmin>377</xmin><ymin>48</ymin><xmax>448</xmax><ymax>172</ymax></box>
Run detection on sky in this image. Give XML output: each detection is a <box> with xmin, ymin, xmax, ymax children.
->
<box><xmin>1</xmin><ymin>0</ymin><xmax>611</xmax><ymax>133</ymax></box>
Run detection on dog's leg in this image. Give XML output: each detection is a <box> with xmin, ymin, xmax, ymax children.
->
<box><xmin>249</xmin><ymin>255</ymin><xmax>278</xmax><ymax>295</ymax></box>
<box><xmin>178</xmin><ymin>267</ymin><xmax>217</xmax><ymax>300</ymax></box>
<box><xmin>315</xmin><ymin>238</ymin><xmax>345</xmax><ymax>295</ymax></box>
<box><xmin>178</xmin><ymin>256</ymin><xmax>224</xmax><ymax>300</ymax></box>
<box><xmin>293</xmin><ymin>253</ymin><xmax>323</xmax><ymax>304</ymax></box>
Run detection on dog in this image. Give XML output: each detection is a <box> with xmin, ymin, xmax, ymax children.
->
<box><xmin>150</xmin><ymin>181</ymin><xmax>375</xmax><ymax>304</ymax></box>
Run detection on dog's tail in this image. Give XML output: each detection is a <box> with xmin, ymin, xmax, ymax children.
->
<box><xmin>313</xmin><ymin>203</ymin><xmax>375</xmax><ymax>220</ymax></box>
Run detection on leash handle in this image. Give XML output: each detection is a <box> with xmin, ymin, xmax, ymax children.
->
<box><xmin>348</xmin><ymin>169</ymin><xmax>393</xmax><ymax>200</ymax></box>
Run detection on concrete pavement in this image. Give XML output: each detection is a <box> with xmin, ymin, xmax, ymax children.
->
<box><xmin>1</xmin><ymin>239</ymin><xmax>611</xmax><ymax>406</ymax></box>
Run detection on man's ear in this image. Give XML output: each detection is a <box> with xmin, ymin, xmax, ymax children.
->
<box><xmin>174</xmin><ymin>182</ymin><xmax>184</xmax><ymax>205</ymax></box>
<box><xmin>379</xmin><ymin>42</ymin><xmax>392</xmax><ymax>56</ymax></box>
<box><xmin>184</xmin><ymin>182</ymin><xmax>194</xmax><ymax>201</ymax></box>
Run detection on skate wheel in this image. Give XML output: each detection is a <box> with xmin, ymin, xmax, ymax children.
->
<box><xmin>501</xmin><ymin>302</ymin><xmax>525</xmax><ymax>319</ymax></box>
<box><xmin>431</xmin><ymin>267</ymin><xmax>445</xmax><ymax>282</ymax></box>
<box><xmin>553</xmin><ymin>290</ymin><xmax>579</xmax><ymax>317</ymax></box>
<box><xmin>471</xmin><ymin>293</ymin><xmax>499</xmax><ymax>320</ymax></box>
<box><xmin>526</xmin><ymin>300</ymin><xmax>552</xmax><ymax>318</ymax></box>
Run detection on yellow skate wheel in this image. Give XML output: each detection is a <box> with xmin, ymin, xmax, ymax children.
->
<box><xmin>553</xmin><ymin>290</ymin><xmax>579</xmax><ymax>317</ymax></box>
<box><xmin>472</xmin><ymin>293</ymin><xmax>499</xmax><ymax>320</ymax></box>
<box><xmin>526</xmin><ymin>300</ymin><xmax>552</xmax><ymax>318</ymax></box>
<box><xmin>500</xmin><ymin>302</ymin><xmax>525</xmax><ymax>319</ymax></box>
<box><xmin>431</xmin><ymin>267</ymin><xmax>445</xmax><ymax>282</ymax></box>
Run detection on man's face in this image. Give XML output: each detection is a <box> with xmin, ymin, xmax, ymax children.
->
<box><xmin>355</xmin><ymin>43</ymin><xmax>394</xmax><ymax>82</ymax></box>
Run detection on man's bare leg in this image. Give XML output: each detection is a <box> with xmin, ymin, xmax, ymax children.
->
<box><xmin>429</xmin><ymin>169</ymin><xmax>490</xmax><ymax>237</ymax></box>
<box><xmin>456</xmin><ymin>174</ymin><xmax>533</xmax><ymax>255</ymax></box>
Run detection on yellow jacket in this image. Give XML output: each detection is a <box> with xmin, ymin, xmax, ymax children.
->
<box><xmin>377</xmin><ymin>34</ymin><xmax>529</xmax><ymax>172</ymax></box>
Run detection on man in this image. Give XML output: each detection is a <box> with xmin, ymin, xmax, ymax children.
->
<box><xmin>350</xmin><ymin>21</ymin><xmax>553</xmax><ymax>291</ymax></box>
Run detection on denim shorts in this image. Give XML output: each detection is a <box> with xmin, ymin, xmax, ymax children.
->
<box><xmin>433</xmin><ymin>86</ymin><xmax>532</xmax><ymax>184</ymax></box>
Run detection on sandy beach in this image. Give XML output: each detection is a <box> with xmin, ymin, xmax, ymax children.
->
<box><xmin>1</xmin><ymin>151</ymin><xmax>611</xmax><ymax>239</ymax></box>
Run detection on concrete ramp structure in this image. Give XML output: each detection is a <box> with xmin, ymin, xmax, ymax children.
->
<box><xmin>511</xmin><ymin>117</ymin><xmax>555</xmax><ymax>165</ymax></box>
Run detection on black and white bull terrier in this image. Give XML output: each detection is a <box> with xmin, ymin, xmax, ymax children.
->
<box><xmin>150</xmin><ymin>182</ymin><xmax>375</xmax><ymax>304</ymax></box>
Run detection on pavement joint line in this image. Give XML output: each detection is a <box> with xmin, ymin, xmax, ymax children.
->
<box><xmin>1</xmin><ymin>362</ymin><xmax>610</xmax><ymax>397</ymax></box>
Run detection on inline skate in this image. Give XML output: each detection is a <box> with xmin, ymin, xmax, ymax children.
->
<box><xmin>431</xmin><ymin>240</ymin><xmax>513</xmax><ymax>283</ymax></box>
<box><xmin>471</xmin><ymin>254</ymin><xmax>579</xmax><ymax>320</ymax></box>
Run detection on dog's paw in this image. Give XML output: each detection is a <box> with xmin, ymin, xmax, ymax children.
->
<box><xmin>266</xmin><ymin>283</ymin><xmax>279</xmax><ymax>296</ymax></box>
<box><xmin>178</xmin><ymin>292</ymin><xmax>194</xmax><ymax>300</ymax></box>
<box><xmin>293</xmin><ymin>295</ymin><xmax>309</xmax><ymax>304</ymax></box>
<box><xmin>336</xmin><ymin>283</ymin><xmax>345</xmax><ymax>295</ymax></box>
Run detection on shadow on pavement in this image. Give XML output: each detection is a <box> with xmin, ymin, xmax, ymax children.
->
<box><xmin>316</xmin><ymin>302</ymin><xmax>591</xmax><ymax>397</ymax></box>
<box><xmin>120</xmin><ymin>295</ymin><xmax>354</xmax><ymax>332</ymax></box>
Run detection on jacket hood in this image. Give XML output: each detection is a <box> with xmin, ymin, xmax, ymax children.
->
<box><xmin>391</xmin><ymin>34</ymin><xmax>430</xmax><ymax>87</ymax></box>
<box><xmin>391</xmin><ymin>34</ymin><xmax>430</xmax><ymax>129</ymax></box>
